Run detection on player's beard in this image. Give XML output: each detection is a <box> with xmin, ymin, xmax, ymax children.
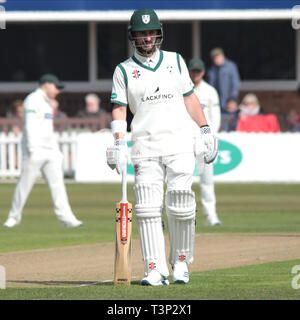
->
<box><xmin>137</xmin><ymin>45</ymin><xmax>156</xmax><ymax>57</ymax></box>
<box><xmin>133</xmin><ymin>36</ymin><xmax>161</xmax><ymax>57</ymax></box>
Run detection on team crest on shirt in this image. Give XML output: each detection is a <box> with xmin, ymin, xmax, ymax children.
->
<box><xmin>142</xmin><ymin>15</ymin><xmax>150</xmax><ymax>24</ymax></box>
<box><xmin>132</xmin><ymin>69</ymin><xmax>141</xmax><ymax>79</ymax></box>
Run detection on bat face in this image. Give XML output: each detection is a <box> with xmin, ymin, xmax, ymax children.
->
<box><xmin>114</xmin><ymin>202</ymin><xmax>133</xmax><ymax>285</ymax></box>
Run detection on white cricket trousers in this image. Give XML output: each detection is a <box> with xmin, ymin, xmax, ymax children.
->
<box><xmin>7</xmin><ymin>149</ymin><xmax>76</xmax><ymax>224</ymax></box>
<box><xmin>132</xmin><ymin>152</ymin><xmax>196</xmax><ymax>276</ymax></box>
<box><xmin>198</xmin><ymin>160</ymin><xmax>218</xmax><ymax>219</ymax></box>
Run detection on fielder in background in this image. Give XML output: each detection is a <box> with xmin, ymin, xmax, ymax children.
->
<box><xmin>107</xmin><ymin>9</ymin><xmax>218</xmax><ymax>286</ymax></box>
<box><xmin>188</xmin><ymin>58</ymin><xmax>222</xmax><ymax>226</ymax></box>
<box><xmin>3</xmin><ymin>74</ymin><xmax>82</xmax><ymax>228</ymax></box>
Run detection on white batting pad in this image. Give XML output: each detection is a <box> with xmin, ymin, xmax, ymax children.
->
<box><xmin>136</xmin><ymin>216</ymin><xmax>169</xmax><ymax>277</ymax></box>
<box><xmin>134</xmin><ymin>183</ymin><xmax>169</xmax><ymax>276</ymax></box>
<box><xmin>134</xmin><ymin>183</ymin><xmax>163</xmax><ymax>217</ymax></box>
<box><xmin>166</xmin><ymin>190</ymin><xmax>196</xmax><ymax>265</ymax></box>
<box><xmin>166</xmin><ymin>190</ymin><xmax>196</xmax><ymax>219</ymax></box>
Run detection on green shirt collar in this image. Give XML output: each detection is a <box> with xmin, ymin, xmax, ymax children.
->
<box><xmin>132</xmin><ymin>49</ymin><xmax>163</xmax><ymax>72</ymax></box>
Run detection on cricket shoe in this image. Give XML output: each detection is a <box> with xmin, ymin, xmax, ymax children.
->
<box><xmin>3</xmin><ymin>217</ymin><xmax>21</xmax><ymax>228</ymax></box>
<box><xmin>172</xmin><ymin>261</ymin><xmax>189</xmax><ymax>284</ymax></box>
<box><xmin>61</xmin><ymin>218</ymin><xmax>83</xmax><ymax>228</ymax></box>
<box><xmin>141</xmin><ymin>270</ymin><xmax>169</xmax><ymax>286</ymax></box>
<box><xmin>205</xmin><ymin>216</ymin><xmax>221</xmax><ymax>226</ymax></box>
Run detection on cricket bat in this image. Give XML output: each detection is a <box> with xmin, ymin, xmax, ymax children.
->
<box><xmin>114</xmin><ymin>167</ymin><xmax>133</xmax><ymax>285</ymax></box>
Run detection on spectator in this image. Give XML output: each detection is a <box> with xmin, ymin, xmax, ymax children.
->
<box><xmin>77</xmin><ymin>93</ymin><xmax>101</xmax><ymax>118</ymax></box>
<box><xmin>6</xmin><ymin>99</ymin><xmax>24</xmax><ymax>134</ymax></box>
<box><xmin>286</xmin><ymin>109</ymin><xmax>300</xmax><ymax>132</ymax></box>
<box><xmin>50</xmin><ymin>99</ymin><xmax>68</xmax><ymax>119</ymax></box>
<box><xmin>236</xmin><ymin>94</ymin><xmax>280</xmax><ymax>133</ymax></box>
<box><xmin>238</xmin><ymin>93</ymin><xmax>262</xmax><ymax>116</ymax></box>
<box><xmin>77</xmin><ymin>93</ymin><xmax>112</xmax><ymax>129</ymax></box>
<box><xmin>221</xmin><ymin>97</ymin><xmax>239</xmax><ymax>132</ymax></box>
<box><xmin>50</xmin><ymin>99</ymin><xmax>68</xmax><ymax>131</ymax></box>
<box><xmin>206</xmin><ymin>47</ymin><xmax>241</xmax><ymax>131</ymax></box>
<box><xmin>7</xmin><ymin>99</ymin><xmax>24</xmax><ymax>119</ymax></box>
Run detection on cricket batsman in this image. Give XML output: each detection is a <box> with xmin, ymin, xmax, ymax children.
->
<box><xmin>3</xmin><ymin>74</ymin><xmax>82</xmax><ymax>228</ymax></box>
<box><xmin>107</xmin><ymin>9</ymin><xmax>218</xmax><ymax>286</ymax></box>
<box><xmin>188</xmin><ymin>58</ymin><xmax>222</xmax><ymax>226</ymax></box>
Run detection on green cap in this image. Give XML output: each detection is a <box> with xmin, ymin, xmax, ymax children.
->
<box><xmin>210</xmin><ymin>47</ymin><xmax>224</xmax><ymax>58</ymax></box>
<box><xmin>39</xmin><ymin>74</ymin><xmax>64</xmax><ymax>89</ymax></box>
<box><xmin>188</xmin><ymin>58</ymin><xmax>205</xmax><ymax>71</ymax></box>
<box><xmin>128</xmin><ymin>8</ymin><xmax>162</xmax><ymax>32</ymax></box>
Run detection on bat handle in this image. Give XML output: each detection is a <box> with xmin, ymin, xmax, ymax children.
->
<box><xmin>121</xmin><ymin>165</ymin><xmax>127</xmax><ymax>203</ymax></box>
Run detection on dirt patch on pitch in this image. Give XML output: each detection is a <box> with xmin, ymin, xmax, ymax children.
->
<box><xmin>2</xmin><ymin>233</ymin><xmax>300</xmax><ymax>287</ymax></box>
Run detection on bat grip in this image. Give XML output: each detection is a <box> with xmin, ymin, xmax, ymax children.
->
<box><xmin>121</xmin><ymin>166</ymin><xmax>127</xmax><ymax>203</ymax></box>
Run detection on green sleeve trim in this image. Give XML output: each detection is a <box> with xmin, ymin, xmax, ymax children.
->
<box><xmin>176</xmin><ymin>53</ymin><xmax>181</xmax><ymax>74</ymax></box>
<box><xmin>117</xmin><ymin>63</ymin><xmax>128</xmax><ymax>89</ymax></box>
<box><xmin>183</xmin><ymin>88</ymin><xmax>194</xmax><ymax>97</ymax></box>
<box><xmin>111</xmin><ymin>100</ymin><xmax>128</xmax><ymax>107</ymax></box>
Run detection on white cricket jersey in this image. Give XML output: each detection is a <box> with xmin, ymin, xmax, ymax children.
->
<box><xmin>193</xmin><ymin>80</ymin><xmax>221</xmax><ymax>134</ymax></box>
<box><xmin>111</xmin><ymin>49</ymin><xmax>195</xmax><ymax>159</ymax></box>
<box><xmin>22</xmin><ymin>88</ymin><xmax>58</xmax><ymax>155</ymax></box>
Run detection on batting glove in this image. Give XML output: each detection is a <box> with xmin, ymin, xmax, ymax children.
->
<box><xmin>200</xmin><ymin>125</ymin><xmax>219</xmax><ymax>164</ymax></box>
<box><xmin>106</xmin><ymin>139</ymin><xmax>128</xmax><ymax>174</ymax></box>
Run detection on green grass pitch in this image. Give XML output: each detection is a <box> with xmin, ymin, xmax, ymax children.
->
<box><xmin>0</xmin><ymin>182</ymin><xmax>300</xmax><ymax>300</ymax></box>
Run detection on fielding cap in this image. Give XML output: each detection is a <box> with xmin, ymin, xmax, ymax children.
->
<box><xmin>188</xmin><ymin>58</ymin><xmax>206</xmax><ymax>71</ymax></box>
<box><xmin>39</xmin><ymin>74</ymin><xmax>64</xmax><ymax>89</ymax></box>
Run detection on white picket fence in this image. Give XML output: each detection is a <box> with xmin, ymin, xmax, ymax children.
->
<box><xmin>0</xmin><ymin>132</ymin><xmax>78</xmax><ymax>178</ymax></box>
